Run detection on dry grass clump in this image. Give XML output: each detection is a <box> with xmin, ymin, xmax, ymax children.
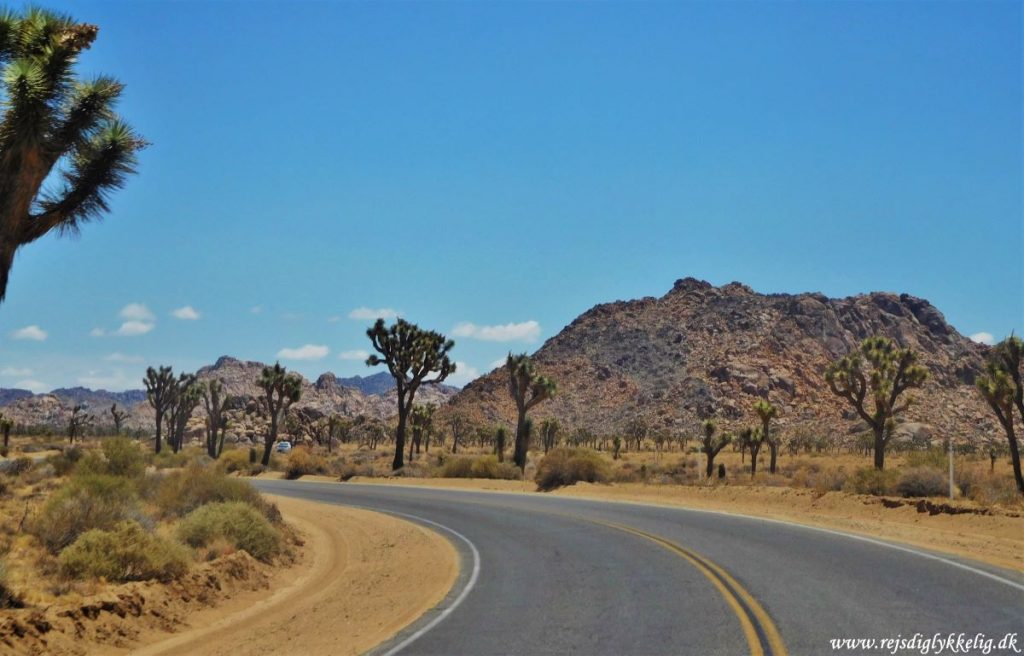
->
<box><xmin>535</xmin><ymin>448</ymin><xmax>611</xmax><ymax>491</ymax></box>
<box><xmin>844</xmin><ymin>467</ymin><xmax>899</xmax><ymax>496</ymax></box>
<box><xmin>439</xmin><ymin>455</ymin><xmax>521</xmax><ymax>480</ymax></box>
<box><xmin>284</xmin><ymin>448</ymin><xmax>332</xmax><ymax>480</ymax></box>
<box><xmin>177</xmin><ymin>501</ymin><xmax>281</xmax><ymax>562</ymax></box>
<box><xmin>58</xmin><ymin>520</ymin><xmax>189</xmax><ymax>582</ymax></box>
<box><xmin>894</xmin><ymin>467</ymin><xmax>947</xmax><ymax>498</ymax></box>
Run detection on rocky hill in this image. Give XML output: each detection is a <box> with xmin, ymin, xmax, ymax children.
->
<box><xmin>446</xmin><ymin>278</ymin><xmax>995</xmax><ymax>443</ymax></box>
<box><xmin>0</xmin><ymin>356</ymin><xmax>458</xmax><ymax>436</ymax></box>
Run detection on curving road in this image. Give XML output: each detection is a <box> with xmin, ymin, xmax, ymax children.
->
<box><xmin>254</xmin><ymin>480</ymin><xmax>1024</xmax><ymax>656</ymax></box>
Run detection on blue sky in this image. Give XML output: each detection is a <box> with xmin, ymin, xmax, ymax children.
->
<box><xmin>0</xmin><ymin>1</ymin><xmax>1020</xmax><ymax>392</ymax></box>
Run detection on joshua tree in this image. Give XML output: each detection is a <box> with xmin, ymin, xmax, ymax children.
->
<box><xmin>447</xmin><ymin>411</ymin><xmax>468</xmax><ymax>454</ymax></box>
<box><xmin>0</xmin><ymin>8</ymin><xmax>146</xmax><ymax>304</ymax></box>
<box><xmin>700</xmin><ymin>420</ymin><xmax>731</xmax><ymax>479</ymax></box>
<box><xmin>200</xmin><ymin>379</ymin><xmax>230</xmax><ymax>459</ymax></box>
<box><xmin>825</xmin><ymin>336</ymin><xmax>928</xmax><ymax>470</ymax></box>
<box><xmin>257</xmin><ymin>363</ymin><xmax>302</xmax><ymax>466</ymax></box>
<box><xmin>626</xmin><ymin>417</ymin><xmax>648</xmax><ymax>452</ymax></box>
<box><xmin>67</xmin><ymin>404</ymin><xmax>92</xmax><ymax>444</ymax></box>
<box><xmin>612</xmin><ymin>435</ymin><xmax>622</xmax><ymax>460</ymax></box>
<box><xmin>0</xmin><ymin>413</ymin><xmax>12</xmax><ymax>455</ymax></box>
<box><xmin>740</xmin><ymin>427</ymin><xmax>764</xmax><ymax>477</ymax></box>
<box><xmin>507</xmin><ymin>353</ymin><xmax>556</xmax><ymax>470</ymax></box>
<box><xmin>754</xmin><ymin>399</ymin><xmax>779</xmax><ymax>474</ymax></box>
<box><xmin>540</xmin><ymin>418</ymin><xmax>560</xmax><ymax>454</ymax></box>
<box><xmin>976</xmin><ymin>336</ymin><xmax>1023</xmax><ymax>494</ymax></box>
<box><xmin>366</xmin><ymin>318</ymin><xmax>455</xmax><ymax>470</ymax></box>
<box><xmin>165</xmin><ymin>373</ymin><xmax>200</xmax><ymax>453</ymax></box>
<box><xmin>109</xmin><ymin>403</ymin><xmax>128</xmax><ymax>435</ymax></box>
<box><xmin>495</xmin><ymin>426</ymin><xmax>508</xmax><ymax>463</ymax></box>
<box><xmin>409</xmin><ymin>404</ymin><xmax>435</xmax><ymax>460</ymax></box>
<box><xmin>144</xmin><ymin>366</ymin><xmax>174</xmax><ymax>453</ymax></box>
<box><xmin>326</xmin><ymin>414</ymin><xmax>349</xmax><ymax>454</ymax></box>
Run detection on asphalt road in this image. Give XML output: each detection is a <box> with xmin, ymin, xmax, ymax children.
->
<box><xmin>254</xmin><ymin>480</ymin><xmax>1024</xmax><ymax>656</ymax></box>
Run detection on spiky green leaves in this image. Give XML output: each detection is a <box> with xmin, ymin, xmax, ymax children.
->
<box><xmin>507</xmin><ymin>352</ymin><xmax>556</xmax><ymax>412</ymax></box>
<box><xmin>366</xmin><ymin>318</ymin><xmax>455</xmax><ymax>389</ymax></box>
<box><xmin>825</xmin><ymin>336</ymin><xmax>928</xmax><ymax>428</ymax></box>
<box><xmin>753</xmin><ymin>400</ymin><xmax>777</xmax><ymax>423</ymax></box>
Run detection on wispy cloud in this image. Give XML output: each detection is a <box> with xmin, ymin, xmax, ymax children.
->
<box><xmin>250</xmin><ymin>305</ymin><xmax>263</xmax><ymax>315</ymax></box>
<box><xmin>115</xmin><ymin>321</ymin><xmax>155</xmax><ymax>337</ymax></box>
<box><xmin>11</xmin><ymin>325</ymin><xmax>47</xmax><ymax>341</ymax></box>
<box><xmin>969</xmin><ymin>332</ymin><xmax>995</xmax><ymax>346</ymax></box>
<box><xmin>171</xmin><ymin>306</ymin><xmax>200</xmax><ymax>320</ymax></box>
<box><xmin>277</xmin><ymin>344</ymin><xmax>329</xmax><ymax>360</ymax></box>
<box><xmin>90</xmin><ymin>327</ymin><xmax>106</xmax><ymax>337</ymax></box>
<box><xmin>489</xmin><ymin>357</ymin><xmax>507</xmax><ymax>370</ymax></box>
<box><xmin>92</xmin><ymin>304</ymin><xmax>156</xmax><ymax>337</ymax></box>
<box><xmin>105</xmin><ymin>353</ymin><xmax>145</xmax><ymax>364</ymax></box>
<box><xmin>349</xmin><ymin>307</ymin><xmax>399</xmax><ymax>321</ymax></box>
<box><xmin>1</xmin><ymin>367</ymin><xmax>32</xmax><ymax>377</ymax></box>
<box><xmin>446</xmin><ymin>361</ymin><xmax>480</xmax><ymax>387</ymax></box>
<box><xmin>338</xmin><ymin>349</ymin><xmax>369</xmax><ymax>361</ymax></box>
<box><xmin>452</xmin><ymin>320</ymin><xmax>540</xmax><ymax>343</ymax></box>
<box><xmin>14</xmin><ymin>379</ymin><xmax>47</xmax><ymax>393</ymax></box>
<box><xmin>77</xmin><ymin>370</ymin><xmax>137</xmax><ymax>391</ymax></box>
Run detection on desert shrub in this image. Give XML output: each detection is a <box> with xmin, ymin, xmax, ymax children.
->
<box><xmin>438</xmin><ymin>456</ymin><xmax>519</xmax><ymax>480</ymax></box>
<box><xmin>217</xmin><ymin>449</ymin><xmax>254</xmax><ymax>475</ymax></box>
<box><xmin>895</xmin><ymin>467</ymin><xmax>947</xmax><ymax>498</ymax></box>
<box><xmin>177</xmin><ymin>502</ymin><xmax>281</xmax><ymax>562</ymax></box>
<box><xmin>0</xmin><ymin>560</ymin><xmax>23</xmax><ymax>608</ymax></box>
<box><xmin>46</xmin><ymin>447</ymin><xmax>83</xmax><ymax>476</ymax></box>
<box><xmin>905</xmin><ymin>448</ymin><xmax>947</xmax><ymax>470</ymax></box>
<box><xmin>338</xmin><ymin>461</ymin><xmax>374</xmax><ymax>481</ymax></box>
<box><xmin>0</xmin><ymin>457</ymin><xmax>33</xmax><ymax>477</ymax></box>
<box><xmin>31</xmin><ymin>474</ymin><xmax>139</xmax><ymax>552</ymax></box>
<box><xmin>790</xmin><ymin>464</ymin><xmax>847</xmax><ymax>493</ymax></box>
<box><xmin>151</xmin><ymin>465</ymin><xmax>276</xmax><ymax>521</ymax></box>
<box><xmin>962</xmin><ymin>470</ymin><xmax>1021</xmax><ymax>506</ymax></box>
<box><xmin>844</xmin><ymin>467</ymin><xmax>899</xmax><ymax>496</ymax></box>
<box><xmin>284</xmin><ymin>448</ymin><xmax>331</xmax><ymax>480</ymax></box>
<box><xmin>101</xmin><ymin>437</ymin><xmax>147</xmax><ymax>478</ymax></box>
<box><xmin>151</xmin><ymin>447</ymin><xmax>210</xmax><ymax>470</ymax></box>
<box><xmin>59</xmin><ymin>520</ymin><xmax>189</xmax><ymax>582</ymax></box>
<box><xmin>535</xmin><ymin>448</ymin><xmax>611</xmax><ymax>491</ymax></box>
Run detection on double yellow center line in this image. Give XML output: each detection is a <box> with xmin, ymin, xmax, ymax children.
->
<box><xmin>595</xmin><ymin>520</ymin><xmax>788</xmax><ymax>656</ymax></box>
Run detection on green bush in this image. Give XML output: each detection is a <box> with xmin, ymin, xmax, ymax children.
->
<box><xmin>151</xmin><ymin>465</ymin><xmax>279</xmax><ymax>522</ymax></box>
<box><xmin>535</xmin><ymin>448</ymin><xmax>611</xmax><ymax>491</ymax></box>
<box><xmin>284</xmin><ymin>448</ymin><xmax>331</xmax><ymax>480</ymax></box>
<box><xmin>905</xmin><ymin>448</ymin><xmax>947</xmax><ymax>470</ymax></box>
<box><xmin>45</xmin><ymin>447</ymin><xmax>83</xmax><ymax>476</ymax></box>
<box><xmin>31</xmin><ymin>474</ymin><xmax>139</xmax><ymax>552</ymax></box>
<box><xmin>59</xmin><ymin>520</ymin><xmax>189</xmax><ymax>582</ymax></box>
<box><xmin>438</xmin><ymin>455</ymin><xmax>520</xmax><ymax>480</ymax></box>
<box><xmin>844</xmin><ymin>467</ymin><xmax>899</xmax><ymax>496</ymax></box>
<box><xmin>896</xmin><ymin>467</ymin><xmax>948</xmax><ymax>498</ymax></box>
<box><xmin>177</xmin><ymin>501</ymin><xmax>281</xmax><ymax>562</ymax></box>
<box><xmin>101</xmin><ymin>437</ymin><xmax>147</xmax><ymax>478</ymax></box>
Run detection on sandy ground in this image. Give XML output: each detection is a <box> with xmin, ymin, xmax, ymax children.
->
<box><xmin>129</xmin><ymin>495</ymin><xmax>457</xmax><ymax>656</ymax></box>
<box><xmin>342</xmin><ymin>476</ymin><xmax>1024</xmax><ymax>573</ymax></box>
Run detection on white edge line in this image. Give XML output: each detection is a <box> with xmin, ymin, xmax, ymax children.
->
<box><xmin>376</xmin><ymin>510</ymin><xmax>482</xmax><ymax>656</ymax></box>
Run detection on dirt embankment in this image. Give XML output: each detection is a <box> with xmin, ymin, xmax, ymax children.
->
<box><xmin>346</xmin><ymin>476</ymin><xmax>1024</xmax><ymax>573</ymax></box>
<box><xmin>1</xmin><ymin>497</ymin><xmax>458</xmax><ymax>656</ymax></box>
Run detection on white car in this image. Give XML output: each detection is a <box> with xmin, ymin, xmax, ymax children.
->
<box><xmin>275</xmin><ymin>441</ymin><xmax>292</xmax><ymax>454</ymax></box>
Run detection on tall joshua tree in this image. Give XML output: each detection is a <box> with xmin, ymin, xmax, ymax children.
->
<box><xmin>825</xmin><ymin>336</ymin><xmax>928</xmax><ymax>470</ymax></box>
<box><xmin>409</xmin><ymin>404</ymin><xmax>435</xmax><ymax>460</ymax></box>
<box><xmin>740</xmin><ymin>427</ymin><xmax>764</xmax><ymax>477</ymax></box>
<box><xmin>165</xmin><ymin>373</ymin><xmax>199</xmax><ymax>453</ymax></box>
<box><xmin>540</xmin><ymin>418</ymin><xmax>560</xmax><ymax>454</ymax></box>
<box><xmin>0</xmin><ymin>412</ymin><xmax>13</xmax><ymax>455</ymax></box>
<box><xmin>109</xmin><ymin>402</ymin><xmax>127</xmax><ymax>434</ymax></box>
<box><xmin>366</xmin><ymin>318</ymin><xmax>455</xmax><ymax>470</ymax></box>
<box><xmin>67</xmin><ymin>404</ymin><xmax>91</xmax><ymax>444</ymax></box>
<box><xmin>144</xmin><ymin>366</ymin><xmax>174</xmax><ymax>453</ymax></box>
<box><xmin>447</xmin><ymin>410</ymin><xmax>468</xmax><ymax>454</ymax></box>
<box><xmin>977</xmin><ymin>336</ymin><xmax>1023</xmax><ymax>494</ymax></box>
<box><xmin>507</xmin><ymin>353</ymin><xmax>556</xmax><ymax>470</ymax></box>
<box><xmin>257</xmin><ymin>363</ymin><xmax>302</xmax><ymax>466</ymax></box>
<box><xmin>754</xmin><ymin>400</ymin><xmax>780</xmax><ymax>474</ymax></box>
<box><xmin>700</xmin><ymin>420</ymin><xmax>730</xmax><ymax>479</ymax></box>
<box><xmin>201</xmin><ymin>379</ymin><xmax>230</xmax><ymax>459</ymax></box>
<box><xmin>0</xmin><ymin>8</ymin><xmax>146</xmax><ymax>304</ymax></box>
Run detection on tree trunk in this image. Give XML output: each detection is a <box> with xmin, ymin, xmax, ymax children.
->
<box><xmin>1003</xmin><ymin>420</ymin><xmax>1024</xmax><ymax>494</ymax></box>
<box><xmin>154</xmin><ymin>409</ymin><xmax>163</xmax><ymax>453</ymax></box>
<box><xmin>0</xmin><ymin>243</ymin><xmax>14</xmax><ymax>304</ymax></box>
<box><xmin>873</xmin><ymin>424</ymin><xmax>886</xmax><ymax>470</ymax></box>
<box><xmin>769</xmin><ymin>442</ymin><xmax>778</xmax><ymax>474</ymax></box>
<box><xmin>261</xmin><ymin>414</ymin><xmax>277</xmax><ymax>466</ymax></box>
<box><xmin>451</xmin><ymin>433</ymin><xmax>458</xmax><ymax>454</ymax></box>
<box><xmin>750</xmin><ymin>445</ymin><xmax>760</xmax><ymax>477</ymax></box>
<box><xmin>705</xmin><ymin>450</ymin><xmax>715</xmax><ymax>478</ymax></box>
<box><xmin>392</xmin><ymin>405</ymin><xmax>407</xmax><ymax>470</ymax></box>
<box><xmin>513</xmin><ymin>411</ymin><xmax>527</xmax><ymax>470</ymax></box>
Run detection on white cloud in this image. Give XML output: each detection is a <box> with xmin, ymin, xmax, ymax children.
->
<box><xmin>105</xmin><ymin>353</ymin><xmax>144</xmax><ymax>364</ymax></box>
<box><xmin>14</xmin><ymin>379</ymin><xmax>47</xmax><ymax>393</ymax></box>
<box><xmin>489</xmin><ymin>358</ymin><xmax>507</xmax><ymax>370</ymax></box>
<box><xmin>77</xmin><ymin>370</ymin><xmax>136</xmax><ymax>391</ymax></box>
<box><xmin>171</xmin><ymin>306</ymin><xmax>200</xmax><ymax>320</ymax></box>
<box><xmin>1</xmin><ymin>367</ymin><xmax>32</xmax><ymax>377</ymax></box>
<box><xmin>338</xmin><ymin>349</ymin><xmax>370</xmax><ymax>361</ymax></box>
<box><xmin>277</xmin><ymin>344</ymin><xmax>329</xmax><ymax>360</ymax></box>
<box><xmin>11</xmin><ymin>325</ymin><xmax>47</xmax><ymax>341</ymax></box>
<box><xmin>250</xmin><ymin>306</ymin><xmax>263</xmax><ymax>315</ymax></box>
<box><xmin>349</xmin><ymin>307</ymin><xmax>399</xmax><ymax>321</ymax></box>
<box><xmin>452</xmin><ymin>320</ymin><xmax>541</xmax><ymax>343</ymax></box>
<box><xmin>446</xmin><ymin>361</ymin><xmax>480</xmax><ymax>387</ymax></box>
<box><xmin>115</xmin><ymin>320</ymin><xmax>155</xmax><ymax>336</ymax></box>
<box><xmin>120</xmin><ymin>303</ymin><xmax>154</xmax><ymax>322</ymax></box>
<box><xmin>90</xmin><ymin>327</ymin><xmax>106</xmax><ymax>337</ymax></box>
<box><xmin>969</xmin><ymin>332</ymin><xmax>995</xmax><ymax>346</ymax></box>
